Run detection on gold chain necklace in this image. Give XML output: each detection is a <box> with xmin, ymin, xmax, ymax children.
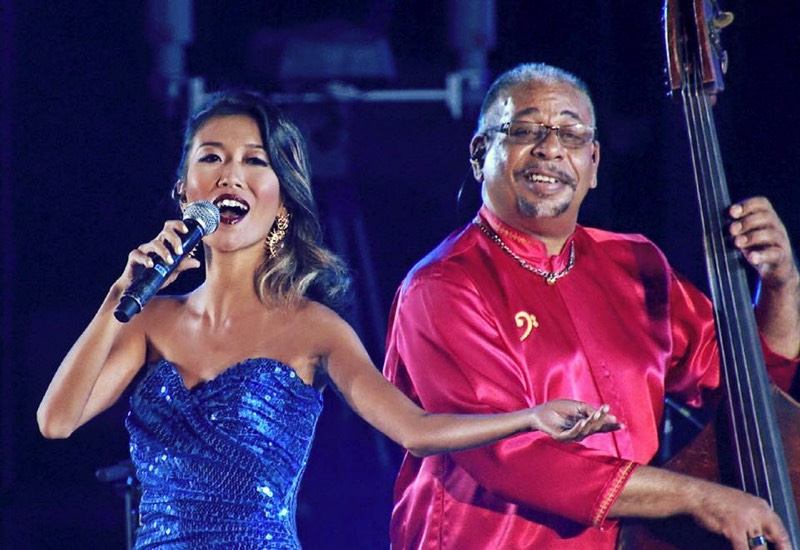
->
<box><xmin>474</xmin><ymin>220</ymin><xmax>575</xmax><ymax>285</ymax></box>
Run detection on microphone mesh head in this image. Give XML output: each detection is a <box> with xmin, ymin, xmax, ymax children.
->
<box><xmin>182</xmin><ymin>200</ymin><xmax>221</xmax><ymax>235</ymax></box>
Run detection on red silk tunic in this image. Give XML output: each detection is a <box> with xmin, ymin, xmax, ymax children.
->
<box><xmin>383</xmin><ymin>206</ymin><xmax>798</xmax><ymax>549</ymax></box>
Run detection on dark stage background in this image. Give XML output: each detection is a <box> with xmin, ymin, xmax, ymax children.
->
<box><xmin>2</xmin><ymin>1</ymin><xmax>799</xmax><ymax>548</ymax></box>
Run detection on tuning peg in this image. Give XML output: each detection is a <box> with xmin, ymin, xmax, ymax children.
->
<box><xmin>712</xmin><ymin>11</ymin><xmax>734</xmax><ymax>29</ymax></box>
<box><xmin>720</xmin><ymin>49</ymin><xmax>729</xmax><ymax>75</ymax></box>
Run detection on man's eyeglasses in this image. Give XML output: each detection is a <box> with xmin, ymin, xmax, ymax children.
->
<box><xmin>488</xmin><ymin>121</ymin><xmax>596</xmax><ymax>149</ymax></box>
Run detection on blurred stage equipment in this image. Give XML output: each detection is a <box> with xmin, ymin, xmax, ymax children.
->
<box><xmin>247</xmin><ymin>1</ymin><xmax>496</xmax><ymax>119</ymax></box>
<box><xmin>146</xmin><ymin>0</ymin><xmax>193</xmax><ymax>117</ymax></box>
<box><xmin>96</xmin><ymin>459</ymin><xmax>140</xmax><ymax>550</ymax></box>
<box><xmin>147</xmin><ymin>0</ymin><xmax>497</xmax><ymax>119</ymax></box>
<box><xmin>148</xmin><ymin>1</ymin><xmax>497</xmax><ymax>118</ymax></box>
<box><xmin>447</xmin><ymin>0</ymin><xmax>496</xmax><ymax>112</ymax></box>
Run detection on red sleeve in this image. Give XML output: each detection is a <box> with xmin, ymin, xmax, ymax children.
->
<box><xmin>664</xmin><ymin>271</ymin><xmax>798</xmax><ymax>404</ymax></box>
<box><xmin>385</xmin><ymin>273</ymin><xmax>637</xmax><ymax>527</ymax></box>
<box><xmin>761</xmin><ymin>335</ymin><xmax>799</xmax><ymax>393</ymax></box>
<box><xmin>663</xmin><ymin>272</ymin><xmax>722</xmax><ymax>407</ymax></box>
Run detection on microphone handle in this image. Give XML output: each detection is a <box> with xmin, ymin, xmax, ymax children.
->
<box><xmin>114</xmin><ymin>218</ymin><xmax>204</xmax><ymax>323</ymax></box>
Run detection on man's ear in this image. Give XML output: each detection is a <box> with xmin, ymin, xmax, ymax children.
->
<box><xmin>469</xmin><ymin>135</ymin><xmax>487</xmax><ymax>180</ymax></box>
<box><xmin>590</xmin><ymin>142</ymin><xmax>600</xmax><ymax>189</ymax></box>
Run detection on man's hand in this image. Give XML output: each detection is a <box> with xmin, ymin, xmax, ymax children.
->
<box><xmin>730</xmin><ymin>197</ymin><xmax>800</xmax><ymax>359</ymax></box>
<box><xmin>610</xmin><ymin>466</ymin><xmax>792</xmax><ymax>550</ymax></box>
<box><xmin>729</xmin><ymin>197</ymin><xmax>797</xmax><ymax>287</ymax></box>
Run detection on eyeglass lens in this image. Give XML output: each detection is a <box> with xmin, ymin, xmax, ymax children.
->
<box><xmin>505</xmin><ymin>121</ymin><xmax>594</xmax><ymax>148</ymax></box>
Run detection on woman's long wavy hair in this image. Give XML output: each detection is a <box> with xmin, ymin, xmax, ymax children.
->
<box><xmin>174</xmin><ymin>90</ymin><xmax>351</xmax><ymax>309</ymax></box>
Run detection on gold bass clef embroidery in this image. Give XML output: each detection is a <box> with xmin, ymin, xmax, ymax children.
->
<box><xmin>515</xmin><ymin>311</ymin><xmax>539</xmax><ymax>342</ymax></box>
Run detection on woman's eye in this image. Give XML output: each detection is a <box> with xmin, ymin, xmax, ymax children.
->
<box><xmin>198</xmin><ymin>153</ymin><xmax>221</xmax><ymax>163</ymax></box>
<box><xmin>246</xmin><ymin>157</ymin><xmax>270</xmax><ymax>166</ymax></box>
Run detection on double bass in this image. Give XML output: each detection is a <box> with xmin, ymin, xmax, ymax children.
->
<box><xmin>618</xmin><ymin>1</ymin><xmax>800</xmax><ymax>548</ymax></box>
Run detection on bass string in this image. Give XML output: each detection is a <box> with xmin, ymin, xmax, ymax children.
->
<box><xmin>680</xmin><ymin>34</ymin><xmax>773</xmax><ymax>499</ymax></box>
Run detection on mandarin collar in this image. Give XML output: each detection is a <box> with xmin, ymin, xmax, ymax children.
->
<box><xmin>476</xmin><ymin>205</ymin><xmax>577</xmax><ymax>271</ymax></box>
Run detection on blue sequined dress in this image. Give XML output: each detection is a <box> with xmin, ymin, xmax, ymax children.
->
<box><xmin>126</xmin><ymin>358</ymin><xmax>323</xmax><ymax>549</ymax></box>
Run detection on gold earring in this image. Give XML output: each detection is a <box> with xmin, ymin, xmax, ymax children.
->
<box><xmin>266</xmin><ymin>211</ymin><xmax>290</xmax><ymax>259</ymax></box>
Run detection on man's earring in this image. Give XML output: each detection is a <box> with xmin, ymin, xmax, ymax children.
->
<box><xmin>266</xmin><ymin>211</ymin><xmax>291</xmax><ymax>260</ymax></box>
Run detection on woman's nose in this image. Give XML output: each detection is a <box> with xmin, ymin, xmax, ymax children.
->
<box><xmin>216</xmin><ymin>164</ymin><xmax>244</xmax><ymax>188</ymax></box>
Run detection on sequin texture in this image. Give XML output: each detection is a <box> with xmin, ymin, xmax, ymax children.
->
<box><xmin>127</xmin><ymin>358</ymin><xmax>323</xmax><ymax>549</ymax></box>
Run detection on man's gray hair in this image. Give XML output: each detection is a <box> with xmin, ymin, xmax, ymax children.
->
<box><xmin>476</xmin><ymin>63</ymin><xmax>596</xmax><ymax>133</ymax></box>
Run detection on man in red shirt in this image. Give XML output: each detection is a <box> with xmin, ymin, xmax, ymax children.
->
<box><xmin>384</xmin><ymin>63</ymin><xmax>799</xmax><ymax>549</ymax></box>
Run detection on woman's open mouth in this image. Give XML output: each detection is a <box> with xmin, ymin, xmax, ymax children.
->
<box><xmin>213</xmin><ymin>194</ymin><xmax>250</xmax><ymax>225</ymax></box>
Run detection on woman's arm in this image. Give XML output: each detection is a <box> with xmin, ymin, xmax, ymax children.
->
<box><xmin>323</xmin><ymin>313</ymin><xmax>620</xmax><ymax>456</ymax></box>
<box><xmin>36</xmin><ymin>285</ymin><xmax>146</xmax><ymax>438</ymax></box>
<box><xmin>37</xmin><ymin>219</ymin><xmax>198</xmax><ymax>438</ymax></box>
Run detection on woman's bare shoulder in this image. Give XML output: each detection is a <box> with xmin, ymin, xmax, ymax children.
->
<box><xmin>295</xmin><ymin>300</ymin><xmax>351</xmax><ymax>333</ymax></box>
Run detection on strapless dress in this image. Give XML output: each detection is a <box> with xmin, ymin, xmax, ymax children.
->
<box><xmin>126</xmin><ymin>357</ymin><xmax>323</xmax><ymax>549</ymax></box>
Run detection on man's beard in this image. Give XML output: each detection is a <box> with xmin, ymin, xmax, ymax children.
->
<box><xmin>517</xmin><ymin>194</ymin><xmax>571</xmax><ymax>218</ymax></box>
